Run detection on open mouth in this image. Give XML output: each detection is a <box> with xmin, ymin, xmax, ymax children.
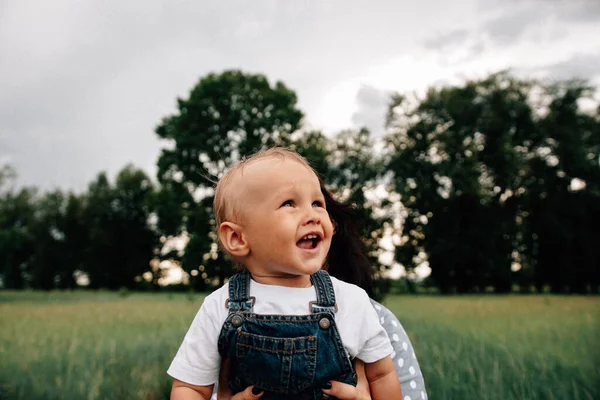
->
<box><xmin>296</xmin><ymin>234</ymin><xmax>322</xmax><ymax>250</ymax></box>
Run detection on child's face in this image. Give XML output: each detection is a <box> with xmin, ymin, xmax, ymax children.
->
<box><xmin>233</xmin><ymin>157</ymin><xmax>333</xmax><ymax>286</ymax></box>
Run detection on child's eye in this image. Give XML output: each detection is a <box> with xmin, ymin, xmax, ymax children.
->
<box><xmin>312</xmin><ymin>200</ymin><xmax>324</xmax><ymax>208</ymax></box>
<box><xmin>281</xmin><ymin>200</ymin><xmax>294</xmax><ymax>207</ymax></box>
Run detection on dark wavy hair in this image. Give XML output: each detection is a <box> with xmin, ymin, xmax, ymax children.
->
<box><xmin>321</xmin><ymin>181</ymin><xmax>375</xmax><ymax>298</ymax></box>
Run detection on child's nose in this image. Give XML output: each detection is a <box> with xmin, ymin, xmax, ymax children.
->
<box><xmin>303</xmin><ymin>207</ymin><xmax>321</xmax><ymax>225</ymax></box>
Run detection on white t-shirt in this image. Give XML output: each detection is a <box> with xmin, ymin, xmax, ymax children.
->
<box><xmin>168</xmin><ymin>276</ymin><xmax>393</xmax><ymax>386</ymax></box>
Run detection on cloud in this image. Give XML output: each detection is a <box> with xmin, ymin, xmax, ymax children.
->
<box><xmin>479</xmin><ymin>0</ymin><xmax>600</xmax><ymax>24</ymax></box>
<box><xmin>420</xmin><ymin>4</ymin><xmax>545</xmax><ymax>59</ymax></box>
<box><xmin>423</xmin><ymin>29</ymin><xmax>469</xmax><ymax>50</ymax></box>
<box><xmin>558</xmin><ymin>2</ymin><xmax>600</xmax><ymax>23</ymax></box>
<box><xmin>422</xmin><ymin>3</ymin><xmax>544</xmax><ymax>52</ymax></box>
<box><xmin>351</xmin><ymin>85</ymin><xmax>390</xmax><ymax>137</ymax></box>
<box><xmin>422</xmin><ymin>0</ymin><xmax>599</xmax><ymax>67</ymax></box>
<box><xmin>1</xmin><ymin>0</ymin><xmax>435</xmax><ymax>191</ymax></box>
<box><xmin>1</xmin><ymin>0</ymin><xmax>598</xmax><ymax>191</ymax></box>
<box><xmin>538</xmin><ymin>53</ymin><xmax>600</xmax><ymax>81</ymax></box>
<box><xmin>483</xmin><ymin>5</ymin><xmax>547</xmax><ymax>45</ymax></box>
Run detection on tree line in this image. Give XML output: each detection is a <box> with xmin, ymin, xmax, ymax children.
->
<box><xmin>1</xmin><ymin>70</ymin><xmax>598</xmax><ymax>294</ymax></box>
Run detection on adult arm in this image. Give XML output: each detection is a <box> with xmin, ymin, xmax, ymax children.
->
<box><xmin>370</xmin><ymin>299</ymin><xmax>428</xmax><ymax>400</ymax></box>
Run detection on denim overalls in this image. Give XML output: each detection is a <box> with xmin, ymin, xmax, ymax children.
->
<box><xmin>217</xmin><ymin>270</ymin><xmax>357</xmax><ymax>399</ymax></box>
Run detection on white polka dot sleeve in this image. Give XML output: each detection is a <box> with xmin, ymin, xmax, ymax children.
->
<box><xmin>370</xmin><ymin>299</ymin><xmax>428</xmax><ymax>400</ymax></box>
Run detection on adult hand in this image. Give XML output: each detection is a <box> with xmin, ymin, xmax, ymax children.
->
<box><xmin>218</xmin><ymin>357</ymin><xmax>263</xmax><ymax>400</ymax></box>
<box><xmin>321</xmin><ymin>359</ymin><xmax>371</xmax><ymax>400</ymax></box>
<box><xmin>220</xmin><ymin>357</ymin><xmax>371</xmax><ymax>400</ymax></box>
<box><xmin>228</xmin><ymin>386</ymin><xmax>263</xmax><ymax>400</ymax></box>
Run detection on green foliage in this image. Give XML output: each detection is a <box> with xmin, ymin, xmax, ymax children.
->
<box><xmin>292</xmin><ymin>128</ymin><xmax>393</xmax><ymax>294</ymax></box>
<box><xmin>0</xmin><ymin>164</ymin><xmax>17</xmax><ymax>193</ymax></box>
<box><xmin>0</xmin><ymin>183</ymin><xmax>37</xmax><ymax>289</ymax></box>
<box><xmin>386</xmin><ymin>72</ymin><xmax>600</xmax><ymax>293</ymax></box>
<box><xmin>0</xmin><ymin>165</ymin><xmax>158</xmax><ymax>290</ymax></box>
<box><xmin>156</xmin><ymin>70</ymin><xmax>303</xmax><ymax>188</ymax></box>
<box><xmin>2</xmin><ymin>70</ymin><xmax>599</xmax><ymax>294</ymax></box>
<box><xmin>58</xmin><ymin>194</ymin><xmax>88</xmax><ymax>289</ymax></box>
<box><xmin>29</xmin><ymin>190</ymin><xmax>68</xmax><ymax>290</ymax></box>
<box><xmin>154</xmin><ymin>70</ymin><xmax>304</xmax><ymax>287</ymax></box>
<box><xmin>520</xmin><ymin>82</ymin><xmax>600</xmax><ymax>293</ymax></box>
<box><xmin>84</xmin><ymin>165</ymin><xmax>158</xmax><ymax>290</ymax></box>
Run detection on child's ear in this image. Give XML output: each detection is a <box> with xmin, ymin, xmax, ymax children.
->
<box><xmin>330</xmin><ymin>217</ymin><xmax>337</xmax><ymax>235</ymax></box>
<box><xmin>219</xmin><ymin>222</ymin><xmax>250</xmax><ymax>257</ymax></box>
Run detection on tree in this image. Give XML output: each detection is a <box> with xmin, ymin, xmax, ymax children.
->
<box><xmin>0</xmin><ymin>168</ymin><xmax>37</xmax><ymax>288</ymax></box>
<box><xmin>385</xmin><ymin>72</ymin><xmax>599</xmax><ymax>293</ymax></box>
<box><xmin>292</xmin><ymin>128</ymin><xmax>391</xmax><ymax>299</ymax></box>
<box><xmin>28</xmin><ymin>190</ymin><xmax>66</xmax><ymax>290</ymax></box>
<box><xmin>520</xmin><ymin>82</ymin><xmax>600</xmax><ymax>293</ymax></box>
<box><xmin>155</xmin><ymin>70</ymin><xmax>303</xmax><ymax>287</ymax></box>
<box><xmin>329</xmin><ymin>128</ymin><xmax>388</xmax><ymax>265</ymax></box>
<box><xmin>84</xmin><ymin>166</ymin><xmax>158</xmax><ymax>289</ymax></box>
<box><xmin>1</xmin><ymin>166</ymin><xmax>87</xmax><ymax>289</ymax></box>
<box><xmin>56</xmin><ymin>193</ymin><xmax>88</xmax><ymax>289</ymax></box>
<box><xmin>0</xmin><ymin>165</ymin><xmax>17</xmax><ymax>194</ymax></box>
<box><xmin>84</xmin><ymin>172</ymin><xmax>115</xmax><ymax>288</ymax></box>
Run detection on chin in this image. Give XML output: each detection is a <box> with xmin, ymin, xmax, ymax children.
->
<box><xmin>300</xmin><ymin>261</ymin><xmax>324</xmax><ymax>275</ymax></box>
<box><xmin>289</xmin><ymin>252</ymin><xmax>327</xmax><ymax>275</ymax></box>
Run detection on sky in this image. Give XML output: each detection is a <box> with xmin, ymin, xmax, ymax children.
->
<box><xmin>1</xmin><ymin>0</ymin><xmax>600</xmax><ymax>193</ymax></box>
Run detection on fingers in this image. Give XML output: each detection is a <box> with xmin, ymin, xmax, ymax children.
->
<box><xmin>321</xmin><ymin>380</ymin><xmax>361</xmax><ymax>400</ymax></box>
<box><xmin>225</xmin><ymin>381</ymin><xmax>363</xmax><ymax>400</ymax></box>
<box><xmin>228</xmin><ymin>386</ymin><xmax>263</xmax><ymax>400</ymax></box>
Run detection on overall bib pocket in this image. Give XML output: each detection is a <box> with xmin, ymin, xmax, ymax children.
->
<box><xmin>236</xmin><ymin>331</ymin><xmax>317</xmax><ymax>394</ymax></box>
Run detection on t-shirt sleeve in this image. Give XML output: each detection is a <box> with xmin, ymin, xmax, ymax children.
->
<box><xmin>354</xmin><ymin>291</ymin><xmax>393</xmax><ymax>363</ymax></box>
<box><xmin>167</xmin><ymin>293</ymin><xmax>223</xmax><ymax>386</ymax></box>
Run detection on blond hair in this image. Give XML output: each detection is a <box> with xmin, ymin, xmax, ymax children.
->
<box><xmin>213</xmin><ymin>147</ymin><xmax>316</xmax><ymax>228</ymax></box>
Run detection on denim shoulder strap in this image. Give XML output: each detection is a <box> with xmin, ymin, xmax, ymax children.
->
<box><xmin>226</xmin><ymin>270</ymin><xmax>255</xmax><ymax>312</ymax></box>
<box><xmin>310</xmin><ymin>270</ymin><xmax>337</xmax><ymax>313</ymax></box>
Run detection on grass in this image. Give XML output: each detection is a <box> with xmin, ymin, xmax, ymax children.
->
<box><xmin>1</xmin><ymin>291</ymin><xmax>598</xmax><ymax>400</ymax></box>
<box><xmin>382</xmin><ymin>296</ymin><xmax>600</xmax><ymax>399</ymax></box>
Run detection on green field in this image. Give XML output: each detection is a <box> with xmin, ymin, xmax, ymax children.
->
<box><xmin>1</xmin><ymin>291</ymin><xmax>598</xmax><ymax>400</ymax></box>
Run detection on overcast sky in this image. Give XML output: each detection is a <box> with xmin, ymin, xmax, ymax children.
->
<box><xmin>1</xmin><ymin>0</ymin><xmax>599</xmax><ymax>192</ymax></box>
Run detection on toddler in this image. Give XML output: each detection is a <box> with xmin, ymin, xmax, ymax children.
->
<box><xmin>168</xmin><ymin>148</ymin><xmax>402</xmax><ymax>399</ymax></box>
